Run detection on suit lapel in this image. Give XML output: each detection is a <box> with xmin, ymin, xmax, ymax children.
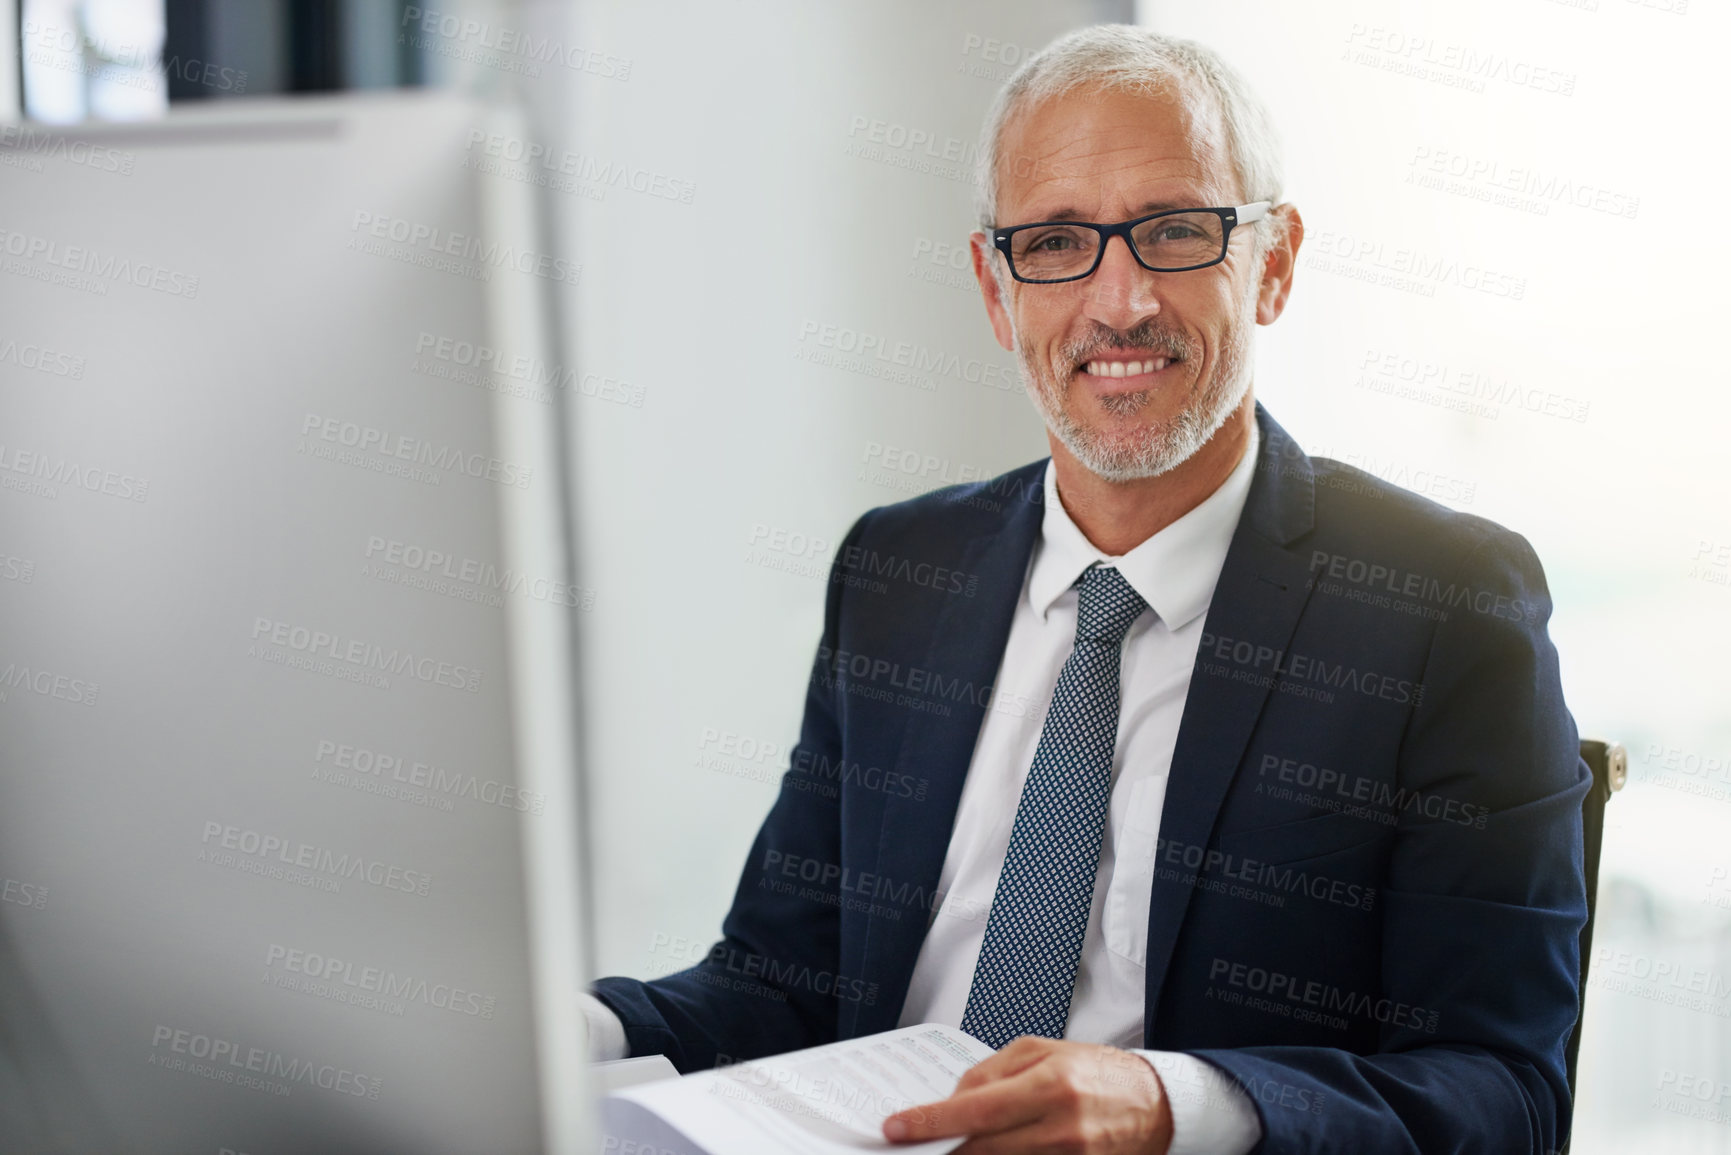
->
<box><xmin>845</xmin><ymin>470</ymin><xmax>1044</xmax><ymax>1038</ymax></box>
<box><xmin>1140</xmin><ymin>405</ymin><xmax>1319</xmax><ymax>1036</ymax></box>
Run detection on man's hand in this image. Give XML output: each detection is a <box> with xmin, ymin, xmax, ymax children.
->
<box><xmin>881</xmin><ymin>1037</ymin><xmax>1174</xmax><ymax>1154</ymax></box>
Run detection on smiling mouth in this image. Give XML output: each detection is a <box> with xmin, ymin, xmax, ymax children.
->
<box><xmin>1077</xmin><ymin>354</ymin><xmax>1182</xmax><ymax>385</ymax></box>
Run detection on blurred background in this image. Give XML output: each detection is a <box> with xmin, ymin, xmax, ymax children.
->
<box><xmin>3</xmin><ymin>0</ymin><xmax>1727</xmax><ymax>1151</ymax></box>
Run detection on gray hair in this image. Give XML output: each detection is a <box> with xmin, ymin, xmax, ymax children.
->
<box><xmin>973</xmin><ymin>25</ymin><xmax>1284</xmax><ymax>247</ymax></box>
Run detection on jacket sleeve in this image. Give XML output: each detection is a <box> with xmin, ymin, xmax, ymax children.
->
<box><xmin>588</xmin><ymin>511</ymin><xmax>874</xmax><ymax>1073</ymax></box>
<box><xmin>1193</xmin><ymin>526</ymin><xmax>1591</xmax><ymax>1153</ymax></box>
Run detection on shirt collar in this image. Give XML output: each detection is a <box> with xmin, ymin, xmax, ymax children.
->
<box><xmin>1028</xmin><ymin>419</ymin><xmax>1261</xmax><ymax>631</ymax></box>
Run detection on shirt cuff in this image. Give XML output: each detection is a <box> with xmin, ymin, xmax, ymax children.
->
<box><xmin>581</xmin><ymin>991</ymin><xmax>630</xmax><ymax>1061</ymax></box>
<box><xmin>1133</xmin><ymin>1050</ymin><xmax>1261</xmax><ymax>1155</ymax></box>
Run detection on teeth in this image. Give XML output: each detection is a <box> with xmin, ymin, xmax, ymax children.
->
<box><xmin>1084</xmin><ymin>357</ymin><xmax>1169</xmax><ymax>377</ymax></box>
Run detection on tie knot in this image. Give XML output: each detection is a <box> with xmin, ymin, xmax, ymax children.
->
<box><xmin>1073</xmin><ymin>565</ymin><xmax>1146</xmax><ymax>645</ymax></box>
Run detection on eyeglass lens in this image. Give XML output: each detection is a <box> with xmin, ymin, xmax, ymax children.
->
<box><xmin>1009</xmin><ymin>212</ymin><xmax>1227</xmax><ymax>279</ymax></box>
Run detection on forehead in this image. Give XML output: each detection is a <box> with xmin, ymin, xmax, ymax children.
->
<box><xmin>994</xmin><ymin>82</ymin><xmax>1235</xmax><ymax>222</ymax></box>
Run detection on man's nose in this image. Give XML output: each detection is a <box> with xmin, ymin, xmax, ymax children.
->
<box><xmin>1081</xmin><ymin>233</ymin><xmax>1162</xmax><ymax>325</ymax></box>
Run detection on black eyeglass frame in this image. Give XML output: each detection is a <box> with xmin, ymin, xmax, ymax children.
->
<box><xmin>988</xmin><ymin>201</ymin><xmax>1272</xmax><ymax>284</ymax></box>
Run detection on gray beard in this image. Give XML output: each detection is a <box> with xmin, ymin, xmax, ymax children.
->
<box><xmin>1015</xmin><ymin>278</ymin><xmax>1258</xmax><ymax>483</ymax></box>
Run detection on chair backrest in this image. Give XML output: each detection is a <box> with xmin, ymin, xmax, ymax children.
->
<box><xmin>1565</xmin><ymin>739</ymin><xmax>1625</xmax><ymax>1134</ymax></box>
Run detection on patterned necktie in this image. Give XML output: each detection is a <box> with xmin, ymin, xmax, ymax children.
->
<box><xmin>960</xmin><ymin>563</ymin><xmax>1148</xmax><ymax>1049</ymax></box>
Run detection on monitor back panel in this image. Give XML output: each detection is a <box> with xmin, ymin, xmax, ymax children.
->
<box><xmin>0</xmin><ymin>92</ymin><xmax>569</xmax><ymax>1155</ymax></box>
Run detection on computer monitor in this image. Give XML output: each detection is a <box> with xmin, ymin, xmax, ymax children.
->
<box><xmin>0</xmin><ymin>90</ymin><xmax>592</xmax><ymax>1154</ymax></box>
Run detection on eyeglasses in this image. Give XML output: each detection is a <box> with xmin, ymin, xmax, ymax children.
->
<box><xmin>988</xmin><ymin>202</ymin><xmax>1270</xmax><ymax>284</ymax></box>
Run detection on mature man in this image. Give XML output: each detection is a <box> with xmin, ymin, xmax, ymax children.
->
<box><xmin>586</xmin><ymin>25</ymin><xmax>1588</xmax><ymax>1154</ymax></box>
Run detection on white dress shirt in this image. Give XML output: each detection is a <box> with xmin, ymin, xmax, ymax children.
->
<box><xmin>586</xmin><ymin>424</ymin><xmax>1263</xmax><ymax>1154</ymax></box>
<box><xmin>891</xmin><ymin>425</ymin><xmax>1261</xmax><ymax>1155</ymax></box>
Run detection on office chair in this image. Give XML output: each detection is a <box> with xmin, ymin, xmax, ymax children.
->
<box><xmin>1563</xmin><ymin>738</ymin><xmax>1626</xmax><ymax>1151</ymax></box>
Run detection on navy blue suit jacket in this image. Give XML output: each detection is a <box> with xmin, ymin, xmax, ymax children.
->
<box><xmin>594</xmin><ymin>404</ymin><xmax>1589</xmax><ymax>1153</ymax></box>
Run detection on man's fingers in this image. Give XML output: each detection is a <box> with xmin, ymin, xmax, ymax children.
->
<box><xmin>882</xmin><ymin>1066</ymin><xmax>1050</xmax><ymax>1142</ymax></box>
<box><xmin>954</xmin><ymin>1036</ymin><xmax>1052</xmax><ymax>1092</ymax></box>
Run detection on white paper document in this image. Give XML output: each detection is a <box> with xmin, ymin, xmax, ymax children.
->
<box><xmin>593</xmin><ymin>1053</ymin><xmax>681</xmax><ymax>1095</ymax></box>
<box><xmin>600</xmin><ymin>1023</ymin><xmax>996</xmax><ymax>1155</ymax></box>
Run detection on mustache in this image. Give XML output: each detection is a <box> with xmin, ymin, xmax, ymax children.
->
<box><xmin>1064</xmin><ymin>323</ymin><xmax>1197</xmax><ymax>368</ymax></box>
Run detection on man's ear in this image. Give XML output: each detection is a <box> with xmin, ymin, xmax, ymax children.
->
<box><xmin>1256</xmin><ymin>204</ymin><xmax>1303</xmax><ymax>325</ymax></box>
<box><xmin>972</xmin><ymin>231</ymin><xmax>1016</xmax><ymax>352</ymax></box>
